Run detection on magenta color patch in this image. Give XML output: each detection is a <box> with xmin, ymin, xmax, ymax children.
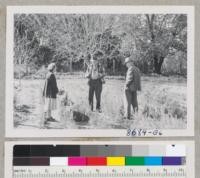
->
<box><xmin>68</xmin><ymin>157</ymin><xmax>86</xmax><ymax>166</ymax></box>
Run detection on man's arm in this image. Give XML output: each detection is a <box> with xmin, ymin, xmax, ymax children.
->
<box><xmin>138</xmin><ymin>72</ymin><xmax>141</xmax><ymax>91</ymax></box>
<box><xmin>125</xmin><ymin>68</ymin><xmax>134</xmax><ymax>87</ymax></box>
<box><xmin>85</xmin><ymin>65</ymin><xmax>92</xmax><ymax>78</ymax></box>
<box><xmin>99</xmin><ymin>65</ymin><xmax>106</xmax><ymax>78</ymax></box>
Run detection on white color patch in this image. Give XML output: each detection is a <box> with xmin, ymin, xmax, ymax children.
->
<box><xmin>50</xmin><ymin>157</ymin><xmax>67</xmax><ymax>166</ymax></box>
<box><xmin>166</xmin><ymin>145</ymin><xmax>186</xmax><ymax>156</ymax></box>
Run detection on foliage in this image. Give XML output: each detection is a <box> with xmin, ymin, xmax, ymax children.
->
<box><xmin>14</xmin><ymin>14</ymin><xmax>187</xmax><ymax>76</ymax></box>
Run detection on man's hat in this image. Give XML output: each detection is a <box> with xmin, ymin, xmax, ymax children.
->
<box><xmin>124</xmin><ymin>51</ymin><xmax>131</xmax><ymax>57</ymax></box>
<box><xmin>90</xmin><ymin>55</ymin><xmax>97</xmax><ymax>62</ymax></box>
<box><xmin>91</xmin><ymin>53</ymin><xmax>99</xmax><ymax>62</ymax></box>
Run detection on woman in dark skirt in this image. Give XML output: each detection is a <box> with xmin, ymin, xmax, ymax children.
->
<box><xmin>43</xmin><ymin>63</ymin><xmax>59</xmax><ymax>123</ymax></box>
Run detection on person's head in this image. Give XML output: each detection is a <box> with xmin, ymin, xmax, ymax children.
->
<box><xmin>90</xmin><ymin>55</ymin><xmax>98</xmax><ymax>66</ymax></box>
<box><xmin>48</xmin><ymin>63</ymin><xmax>56</xmax><ymax>72</ymax></box>
<box><xmin>125</xmin><ymin>57</ymin><xmax>134</xmax><ymax>68</ymax></box>
<box><xmin>124</xmin><ymin>51</ymin><xmax>131</xmax><ymax>58</ymax></box>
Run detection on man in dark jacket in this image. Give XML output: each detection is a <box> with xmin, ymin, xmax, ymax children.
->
<box><xmin>124</xmin><ymin>55</ymin><xmax>141</xmax><ymax>119</ymax></box>
<box><xmin>85</xmin><ymin>54</ymin><xmax>105</xmax><ymax>112</ymax></box>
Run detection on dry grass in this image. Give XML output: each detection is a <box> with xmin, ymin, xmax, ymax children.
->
<box><xmin>14</xmin><ymin>75</ymin><xmax>187</xmax><ymax>129</ymax></box>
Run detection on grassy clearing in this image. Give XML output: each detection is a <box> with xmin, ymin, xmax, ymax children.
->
<box><xmin>14</xmin><ymin>75</ymin><xmax>187</xmax><ymax>129</ymax></box>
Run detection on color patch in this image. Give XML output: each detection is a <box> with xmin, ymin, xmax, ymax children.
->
<box><xmin>13</xmin><ymin>145</ymin><xmax>31</xmax><ymax>157</ymax></box>
<box><xmin>30</xmin><ymin>157</ymin><xmax>50</xmax><ymax>166</ymax></box>
<box><xmin>14</xmin><ymin>145</ymin><xmax>81</xmax><ymax>157</ymax></box>
<box><xmin>13</xmin><ymin>158</ymin><xmax>31</xmax><ymax>166</ymax></box>
<box><xmin>162</xmin><ymin>157</ymin><xmax>182</xmax><ymax>165</ymax></box>
<box><xmin>148</xmin><ymin>145</ymin><xmax>166</xmax><ymax>156</ymax></box>
<box><xmin>125</xmin><ymin>157</ymin><xmax>145</xmax><ymax>165</ymax></box>
<box><xmin>87</xmin><ymin>157</ymin><xmax>107</xmax><ymax>166</ymax></box>
<box><xmin>132</xmin><ymin>145</ymin><xmax>149</xmax><ymax>156</ymax></box>
<box><xmin>144</xmin><ymin>157</ymin><xmax>162</xmax><ymax>165</ymax></box>
<box><xmin>166</xmin><ymin>145</ymin><xmax>186</xmax><ymax>156</ymax></box>
<box><xmin>80</xmin><ymin>145</ymin><xmax>132</xmax><ymax>156</ymax></box>
<box><xmin>107</xmin><ymin>157</ymin><xmax>125</xmax><ymax>166</ymax></box>
<box><xmin>50</xmin><ymin>157</ymin><xmax>67</xmax><ymax>166</ymax></box>
<box><xmin>68</xmin><ymin>157</ymin><xmax>86</xmax><ymax>166</ymax></box>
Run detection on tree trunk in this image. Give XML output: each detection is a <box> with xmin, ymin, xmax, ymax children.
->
<box><xmin>83</xmin><ymin>60</ymin><xmax>86</xmax><ymax>71</ymax></box>
<box><xmin>26</xmin><ymin>61</ymin><xmax>29</xmax><ymax>76</ymax></box>
<box><xmin>70</xmin><ymin>58</ymin><xmax>73</xmax><ymax>73</ymax></box>
<box><xmin>143</xmin><ymin>61</ymin><xmax>148</xmax><ymax>74</ymax></box>
<box><xmin>113</xmin><ymin>59</ymin><xmax>115</xmax><ymax>74</ymax></box>
<box><xmin>154</xmin><ymin>56</ymin><xmax>164</xmax><ymax>74</ymax></box>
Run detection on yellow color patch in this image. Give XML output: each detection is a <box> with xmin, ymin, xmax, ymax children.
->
<box><xmin>107</xmin><ymin>157</ymin><xmax>125</xmax><ymax>166</ymax></box>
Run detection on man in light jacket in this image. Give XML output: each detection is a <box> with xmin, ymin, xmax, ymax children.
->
<box><xmin>124</xmin><ymin>55</ymin><xmax>141</xmax><ymax>119</ymax></box>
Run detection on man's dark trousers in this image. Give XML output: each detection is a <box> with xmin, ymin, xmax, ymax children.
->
<box><xmin>88</xmin><ymin>79</ymin><xmax>102</xmax><ymax>110</ymax></box>
<box><xmin>124</xmin><ymin>89</ymin><xmax>138</xmax><ymax>118</ymax></box>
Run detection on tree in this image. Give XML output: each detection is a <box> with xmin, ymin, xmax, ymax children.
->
<box><xmin>142</xmin><ymin>14</ymin><xmax>187</xmax><ymax>74</ymax></box>
<box><xmin>14</xmin><ymin>14</ymin><xmax>187</xmax><ymax>76</ymax></box>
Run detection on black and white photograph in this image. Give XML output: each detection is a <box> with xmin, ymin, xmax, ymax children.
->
<box><xmin>6</xmin><ymin>6</ymin><xmax>194</xmax><ymax>137</ymax></box>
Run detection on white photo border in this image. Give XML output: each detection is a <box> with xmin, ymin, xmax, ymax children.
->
<box><xmin>6</xmin><ymin>6</ymin><xmax>195</xmax><ymax>137</ymax></box>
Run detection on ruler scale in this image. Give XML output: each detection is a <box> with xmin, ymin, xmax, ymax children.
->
<box><xmin>13</xmin><ymin>167</ymin><xmax>186</xmax><ymax>178</ymax></box>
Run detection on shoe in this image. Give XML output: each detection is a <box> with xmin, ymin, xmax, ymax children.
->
<box><xmin>127</xmin><ymin>117</ymin><xmax>133</xmax><ymax>120</ymax></box>
<box><xmin>47</xmin><ymin>117</ymin><xmax>57</xmax><ymax>122</ymax></box>
<box><xmin>96</xmin><ymin>108</ymin><xmax>102</xmax><ymax>113</ymax></box>
<box><xmin>44</xmin><ymin>120</ymin><xmax>48</xmax><ymax>125</ymax></box>
<box><xmin>89</xmin><ymin>104</ymin><xmax>93</xmax><ymax>111</ymax></box>
<box><xmin>123</xmin><ymin>116</ymin><xmax>131</xmax><ymax>120</ymax></box>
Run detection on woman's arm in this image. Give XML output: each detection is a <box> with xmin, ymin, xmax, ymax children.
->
<box><xmin>42</xmin><ymin>80</ymin><xmax>47</xmax><ymax>97</ymax></box>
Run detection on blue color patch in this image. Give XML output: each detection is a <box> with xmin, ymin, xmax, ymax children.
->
<box><xmin>144</xmin><ymin>157</ymin><xmax>162</xmax><ymax>165</ymax></box>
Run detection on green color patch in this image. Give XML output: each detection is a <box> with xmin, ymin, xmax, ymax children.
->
<box><xmin>125</xmin><ymin>157</ymin><xmax>145</xmax><ymax>165</ymax></box>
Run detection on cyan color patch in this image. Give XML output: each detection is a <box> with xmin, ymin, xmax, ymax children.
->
<box><xmin>144</xmin><ymin>157</ymin><xmax>162</xmax><ymax>165</ymax></box>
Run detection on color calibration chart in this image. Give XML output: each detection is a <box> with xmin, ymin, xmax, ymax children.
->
<box><xmin>5</xmin><ymin>141</ymin><xmax>194</xmax><ymax>178</ymax></box>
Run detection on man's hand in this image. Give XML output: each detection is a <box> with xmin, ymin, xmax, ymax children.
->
<box><xmin>125</xmin><ymin>85</ymin><xmax>129</xmax><ymax>90</ymax></box>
